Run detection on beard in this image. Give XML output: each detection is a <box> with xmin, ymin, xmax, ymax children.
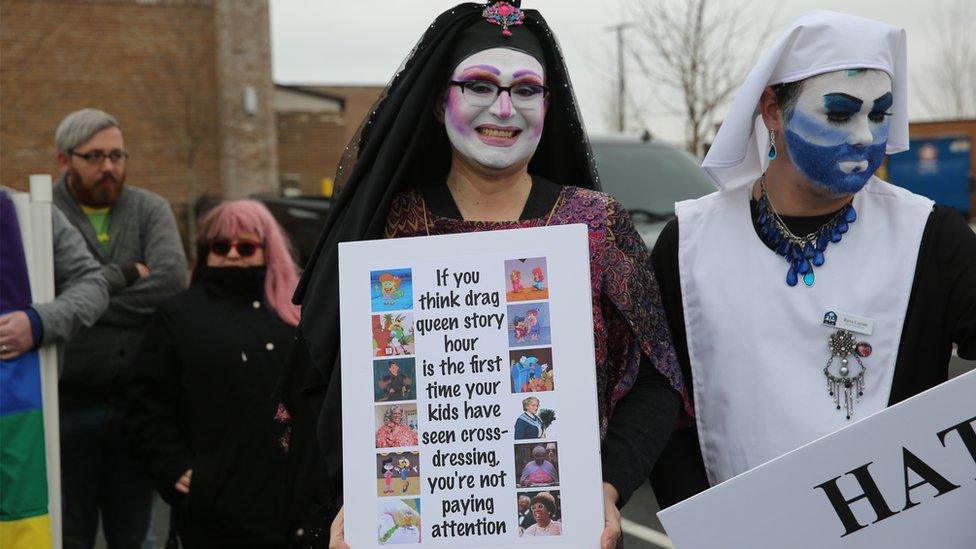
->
<box><xmin>784</xmin><ymin>129</ymin><xmax>885</xmax><ymax>196</ymax></box>
<box><xmin>68</xmin><ymin>168</ymin><xmax>125</xmax><ymax>207</ymax></box>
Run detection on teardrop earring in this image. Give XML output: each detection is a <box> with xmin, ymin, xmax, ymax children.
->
<box><xmin>768</xmin><ymin>129</ymin><xmax>778</xmax><ymax>160</ymax></box>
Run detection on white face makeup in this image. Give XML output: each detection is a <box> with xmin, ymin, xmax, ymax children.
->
<box><xmin>444</xmin><ymin>48</ymin><xmax>546</xmax><ymax>170</ymax></box>
<box><xmin>783</xmin><ymin>69</ymin><xmax>893</xmax><ymax>195</ymax></box>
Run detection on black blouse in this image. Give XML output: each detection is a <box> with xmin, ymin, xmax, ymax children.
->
<box><xmin>423</xmin><ymin>177</ymin><xmax>682</xmax><ymax>507</ymax></box>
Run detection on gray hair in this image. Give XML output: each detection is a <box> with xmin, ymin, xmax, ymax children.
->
<box><xmin>383</xmin><ymin>405</ymin><xmax>405</xmax><ymax>424</ymax></box>
<box><xmin>55</xmin><ymin>108</ymin><xmax>121</xmax><ymax>154</ymax></box>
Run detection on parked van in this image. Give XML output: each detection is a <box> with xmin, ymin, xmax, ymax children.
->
<box><xmin>591</xmin><ymin>135</ymin><xmax>715</xmax><ymax>246</ymax></box>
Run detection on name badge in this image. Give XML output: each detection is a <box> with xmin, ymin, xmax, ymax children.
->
<box><xmin>822</xmin><ymin>310</ymin><xmax>874</xmax><ymax>335</ymax></box>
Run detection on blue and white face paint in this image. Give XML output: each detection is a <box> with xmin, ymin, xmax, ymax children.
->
<box><xmin>783</xmin><ymin>69</ymin><xmax>893</xmax><ymax>195</ymax></box>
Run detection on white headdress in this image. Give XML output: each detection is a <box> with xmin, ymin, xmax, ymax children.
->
<box><xmin>701</xmin><ymin>11</ymin><xmax>908</xmax><ymax>190</ymax></box>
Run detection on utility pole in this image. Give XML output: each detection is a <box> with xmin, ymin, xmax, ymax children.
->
<box><xmin>606</xmin><ymin>22</ymin><xmax>634</xmax><ymax>132</ymax></box>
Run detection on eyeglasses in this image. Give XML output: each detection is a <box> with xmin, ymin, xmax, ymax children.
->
<box><xmin>450</xmin><ymin>80</ymin><xmax>549</xmax><ymax>108</ymax></box>
<box><xmin>210</xmin><ymin>240</ymin><xmax>263</xmax><ymax>258</ymax></box>
<box><xmin>70</xmin><ymin>150</ymin><xmax>129</xmax><ymax>165</ymax></box>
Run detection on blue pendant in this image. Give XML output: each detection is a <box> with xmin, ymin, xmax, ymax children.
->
<box><xmin>803</xmin><ymin>242</ymin><xmax>814</xmax><ymax>258</ymax></box>
<box><xmin>812</xmin><ymin>250</ymin><xmax>825</xmax><ymax>267</ymax></box>
<box><xmin>768</xmin><ymin>141</ymin><xmax>777</xmax><ymax>160</ymax></box>
<box><xmin>816</xmin><ymin>234</ymin><xmax>828</xmax><ymax>251</ymax></box>
<box><xmin>786</xmin><ymin>267</ymin><xmax>798</xmax><ymax>286</ymax></box>
<box><xmin>757</xmin><ymin>190</ymin><xmax>855</xmax><ymax>289</ymax></box>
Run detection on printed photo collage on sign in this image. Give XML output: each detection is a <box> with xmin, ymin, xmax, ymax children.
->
<box><xmin>504</xmin><ymin>257</ymin><xmax>562</xmax><ymax>537</ymax></box>
<box><xmin>370</xmin><ymin>268</ymin><xmax>423</xmax><ymax>544</ymax></box>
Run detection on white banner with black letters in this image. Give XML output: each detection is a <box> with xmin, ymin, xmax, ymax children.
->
<box><xmin>658</xmin><ymin>370</ymin><xmax>976</xmax><ymax>548</ymax></box>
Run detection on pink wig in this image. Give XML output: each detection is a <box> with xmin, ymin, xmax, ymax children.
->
<box><xmin>198</xmin><ymin>199</ymin><xmax>301</xmax><ymax>326</ymax></box>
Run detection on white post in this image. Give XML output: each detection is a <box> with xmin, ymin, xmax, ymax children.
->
<box><xmin>27</xmin><ymin>174</ymin><xmax>62</xmax><ymax>549</ymax></box>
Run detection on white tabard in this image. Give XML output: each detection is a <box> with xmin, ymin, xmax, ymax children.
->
<box><xmin>675</xmin><ymin>177</ymin><xmax>933</xmax><ymax>485</ymax></box>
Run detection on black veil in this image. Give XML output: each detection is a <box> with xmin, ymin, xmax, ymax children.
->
<box><xmin>287</xmin><ymin>1</ymin><xmax>599</xmax><ymax>506</ymax></box>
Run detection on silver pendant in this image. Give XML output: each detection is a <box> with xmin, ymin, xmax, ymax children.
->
<box><xmin>823</xmin><ymin>330</ymin><xmax>867</xmax><ymax>420</ymax></box>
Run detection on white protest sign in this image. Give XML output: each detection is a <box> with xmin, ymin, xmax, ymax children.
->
<box><xmin>339</xmin><ymin>224</ymin><xmax>604</xmax><ymax>548</ymax></box>
<box><xmin>658</xmin><ymin>370</ymin><xmax>976</xmax><ymax>548</ymax></box>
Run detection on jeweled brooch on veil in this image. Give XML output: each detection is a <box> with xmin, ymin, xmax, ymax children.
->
<box><xmin>483</xmin><ymin>1</ymin><xmax>524</xmax><ymax>36</ymax></box>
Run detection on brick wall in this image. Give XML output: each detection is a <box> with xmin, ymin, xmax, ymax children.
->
<box><xmin>315</xmin><ymin>86</ymin><xmax>384</xmax><ymax>143</ymax></box>
<box><xmin>279</xmin><ymin>85</ymin><xmax>382</xmax><ymax>194</ymax></box>
<box><xmin>277</xmin><ymin>112</ymin><xmax>346</xmax><ymax>196</ymax></box>
<box><xmin>0</xmin><ymin>0</ymin><xmax>222</xmax><ymax>210</ymax></box>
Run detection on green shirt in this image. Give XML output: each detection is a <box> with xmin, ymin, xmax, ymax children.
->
<box><xmin>80</xmin><ymin>204</ymin><xmax>111</xmax><ymax>253</ymax></box>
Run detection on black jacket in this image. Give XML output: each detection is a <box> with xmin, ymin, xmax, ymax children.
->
<box><xmin>125</xmin><ymin>267</ymin><xmax>295</xmax><ymax>546</ymax></box>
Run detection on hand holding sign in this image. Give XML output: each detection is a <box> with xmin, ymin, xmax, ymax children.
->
<box><xmin>600</xmin><ymin>483</ymin><xmax>622</xmax><ymax>549</ymax></box>
<box><xmin>330</xmin><ymin>507</ymin><xmax>349</xmax><ymax>549</ymax></box>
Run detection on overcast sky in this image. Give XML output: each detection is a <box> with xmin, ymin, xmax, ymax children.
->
<box><xmin>270</xmin><ymin>0</ymin><xmax>956</xmax><ymax>146</ymax></box>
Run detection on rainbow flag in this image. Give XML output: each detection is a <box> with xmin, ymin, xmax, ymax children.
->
<box><xmin>0</xmin><ymin>192</ymin><xmax>53</xmax><ymax>548</ymax></box>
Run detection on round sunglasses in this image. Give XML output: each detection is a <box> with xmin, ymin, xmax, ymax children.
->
<box><xmin>210</xmin><ymin>240</ymin><xmax>263</xmax><ymax>258</ymax></box>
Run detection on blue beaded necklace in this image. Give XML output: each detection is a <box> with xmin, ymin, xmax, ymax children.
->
<box><xmin>756</xmin><ymin>175</ymin><xmax>857</xmax><ymax>287</ymax></box>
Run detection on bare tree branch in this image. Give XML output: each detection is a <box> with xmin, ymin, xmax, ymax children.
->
<box><xmin>913</xmin><ymin>0</ymin><xmax>976</xmax><ymax>119</ymax></box>
<box><xmin>615</xmin><ymin>0</ymin><xmax>779</xmax><ymax>156</ymax></box>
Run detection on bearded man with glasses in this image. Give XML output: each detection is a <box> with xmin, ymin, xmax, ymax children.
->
<box><xmin>52</xmin><ymin>108</ymin><xmax>187</xmax><ymax>549</ymax></box>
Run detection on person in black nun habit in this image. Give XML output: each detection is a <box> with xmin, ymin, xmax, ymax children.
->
<box><xmin>277</xmin><ymin>1</ymin><xmax>690</xmax><ymax>547</ymax></box>
<box><xmin>648</xmin><ymin>11</ymin><xmax>976</xmax><ymax>509</ymax></box>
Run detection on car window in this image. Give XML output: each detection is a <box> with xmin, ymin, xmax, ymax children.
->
<box><xmin>592</xmin><ymin>142</ymin><xmax>714</xmax><ymax>216</ymax></box>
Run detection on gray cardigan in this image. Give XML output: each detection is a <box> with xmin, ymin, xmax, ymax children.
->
<box><xmin>53</xmin><ymin>177</ymin><xmax>188</xmax><ymax>406</ymax></box>
<box><xmin>1</xmin><ymin>187</ymin><xmax>109</xmax><ymax>344</ymax></box>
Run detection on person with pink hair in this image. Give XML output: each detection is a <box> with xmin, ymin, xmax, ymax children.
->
<box><xmin>125</xmin><ymin>199</ymin><xmax>301</xmax><ymax>547</ymax></box>
<box><xmin>191</xmin><ymin>199</ymin><xmax>301</xmax><ymax>324</ymax></box>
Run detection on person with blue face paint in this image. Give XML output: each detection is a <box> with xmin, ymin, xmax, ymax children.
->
<box><xmin>646</xmin><ymin>11</ymin><xmax>976</xmax><ymax>510</ymax></box>
<box><xmin>778</xmin><ymin>69</ymin><xmax>893</xmax><ymax>197</ymax></box>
